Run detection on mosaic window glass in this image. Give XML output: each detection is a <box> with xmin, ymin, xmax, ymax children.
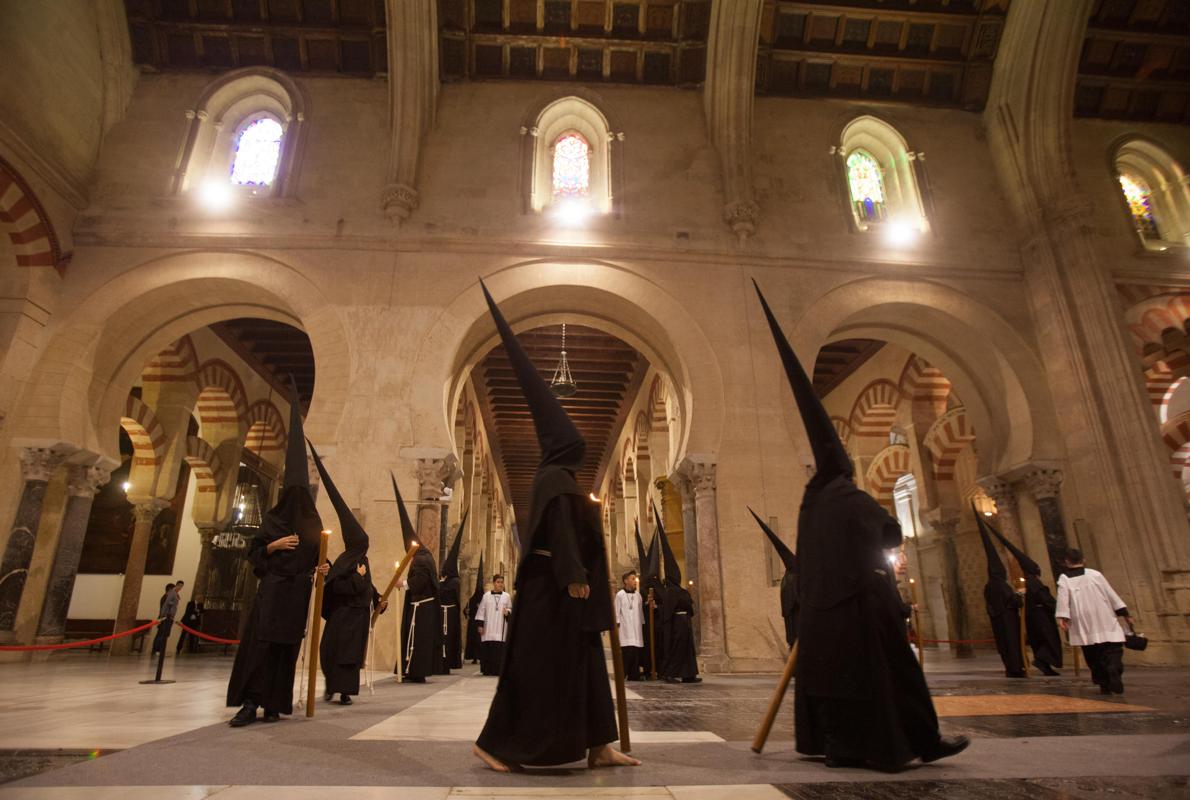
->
<box><xmin>847</xmin><ymin>149</ymin><xmax>886</xmax><ymax>224</ymax></box>
<box><xmin>230</xmin><ymin>118</ymin><xmax>283</xmax><ymax>187</ymax></box>
<box><xmin>552</xmin><ymin>132</ymin><xmax>591</xmax><ymax>199</ymax></box>
<box><xmin>1118</xmin><ymin>173</ymin><xmax>1160</xmax><ymax>239</ymax></box>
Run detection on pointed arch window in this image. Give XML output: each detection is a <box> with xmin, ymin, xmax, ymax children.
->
<box><xmin>847</xmin><ymin>149</ymin><xmax>886</xmax><ymax>224</ymax></box>
<box><xmin>552</xmin><ymin>132</ymin><xmax>591</xmax><ymax>200</ymax></box>
<box><xmin>230</xmin><ymin>117</ymin><xmax>284</xmax><ymax>188</ymax></box>
<box><xmin>1118</xmin><ymin>173</ymin><xmax>1161</xmax><ymax>240</ymax></box>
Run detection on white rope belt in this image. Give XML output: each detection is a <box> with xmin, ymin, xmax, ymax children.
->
<box><xmin>405</xmin><ymin>597</ymin><xmax>434</xmax><ymax>666</ymax></box>
<box><xmin>531</xmin><ymin>549</ymin><xmax>552</xmax><ymax>557</ymax></box>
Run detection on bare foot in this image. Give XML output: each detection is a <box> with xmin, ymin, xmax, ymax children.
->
<box><xmin>472</xmin><ymin>743</ymin><xmax>514</xmax><ymax>773</ymax></box>
<box><xmin>587</xmin><ymin>744</ymin><xmax>642</xmax><ymax>768</ymax></box>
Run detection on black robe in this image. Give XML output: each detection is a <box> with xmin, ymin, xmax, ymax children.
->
<box><xmin>794</xmin><ymin>477</ymin><xmax>943</xmax><ymax>770</ymax></box>
<box><xmin>661</xmin><ymin>585</ymin><xmax>699</xmax><ymax>680</ymax></box>
<box><xmin>780</xmin><ymin>569</ymin><xmax>799</xmax><ymax>648</ymax></box>
<box><xmin>399</xmin><ymin>549</ymin><xmax>442</xmax><ymax>679</ymax></box>
<box><xmin>439</xmin><ymin>576</ymin><xmax>462</xmax><ymax>672</ymax></box>
<box><xmin>320</xmin><ymin>569</ymin><xmax>381</xmax><ymax>696</ymax></box>
<box><xmin>464</xmin><ymin>590</ymin><xmax>482</xmax><ymax>663</ymax></box>
<box><xmin>476</xmin><ymin>485</ymin><xmax>617</xmax><ymax>766</ymax></box>
<box><xmin>1022</xmin><ymin>575</ymin><xmax>1063</xmax><ymax>669</ymax></box>
<box><xmin>643</xmin><ymin>575</ymin><xmax>667</xmax><ymax>677</ymax></box>
<box><xmin>985</xmin><ymin>579</ymin><xmax>1026</xmax><ymax>677</ymax></box>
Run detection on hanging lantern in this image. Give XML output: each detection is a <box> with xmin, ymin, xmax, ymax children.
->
<box><xmin>231</xmin><ymin>480</ymin><xmax>264</xmax><ymax>528</ymax></box>
<box><xmin>549</xmin><ymin>323</ymin><xmax>578</xmax><ymax>398</ymax></box>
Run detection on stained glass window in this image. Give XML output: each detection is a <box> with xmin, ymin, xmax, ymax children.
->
<box><xmin>846</xmin><ymin>149</ymin><xmax>886</xmax><ymax>224</ymax></box>
<box><xmin>552</xmin><ymin>132</ymin><xmax>590</xmax><ymax>199</ymax></box>
<box><xmin>230</xmin><ymin>118</ymin><xmax>284</xmax><ymax>188</ymax></box>
<box><xmin>1118</xmin><ymin>173</ymin><xmax>1160</xmax><ymax>239</ymax></box>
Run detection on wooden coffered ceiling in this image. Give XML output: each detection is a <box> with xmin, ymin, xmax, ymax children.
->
<box><xmin>124</xmin><ymin>0</ymin><xmax>387</xmax><ymax>75</ymax></box>
<box><xmin>471</xmin><ymin>324</ymin><xmax>645</xmax><ymax>523</ymax></box>
<box><xmin>813</xmin><ymin>338</ymin><xmax>883</xmax><ymax>398</ymax></box>
<box><xmin>1075</xmin><ymin>0</ymin><xmax>1190</xmax><ymax>124</ymax></box>
<box><xmin>438</xmin><ymin>0</ymin><xmax>711</xmax><ymax>85</ymax></box>
<box><xmin>210</xmin><ymin>318</ymin><xmax>317</xmax><ymax>408</ymax></box>
<box><xmin>756</xmin><ymin>0</ymin><xmax>1011</xmax><ymax>109</ymax></box>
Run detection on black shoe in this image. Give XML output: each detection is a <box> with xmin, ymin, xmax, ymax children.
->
<box><xmin>1007</xmin><ymin>670</ymin><xmax>1027</xmax><ymax>678</ymax></box>
<box><xmin>1110</xmin><ymin>679</ymin><xmax>1124</xmax><ymax>694</ymax></box>
<box><xmin>228</xmin><ymin>704</ymin><xmax>257</xmax><ymax>727</ymax></box>
<box><xmin>1099</xmin><ymin>685</ymin><xmax>1112</xmax><ymax>694</ymax></box>
<box><xmin>402</xmin><ymin>676</ymin><xmax>426</xmax><ymax>684</ymax></box>
<box><xmin>824</xmin><ymin>755</ymin><xmax>865</xmax><ymax>768</ymax></box>
<box><xmin>664</xmin><ymin>677</ymin><xmax>680</xmax><ymax>684</ymax></box>
<box><xmin>339</xmin><ymin>694</ymin><xmax>353</xmax><ymax>705</ymax></box>
<box><xmin>682</xmin><ymin>677</ymin><xmax>703</xmax><ymax>683</ymax></box>
<box><xmin>920</xmin><ymin>735</ymin><xmax>970</xmax><ymax>763</ymax></box>
<box><xmin>1033</xmin><ymin>660</ymin><xmax>1060</xmax><ymax>676</ymax></box>
<box><xmin>262</xmin><ymin>709</ymin><xmax>280</xmax><ymax>722</ymax></box>
<box><xmin>324</xmin><ymin>692</ymin><xmax>334</xmax><ymax>702</ymax></box>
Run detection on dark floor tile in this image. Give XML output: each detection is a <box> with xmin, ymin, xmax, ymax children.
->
<box><xmin>0</xmin><ymin>749</ymin><xmax>114</xmax><ymax>784</ymax></box>
<box><xmin>776</xmin><ymin>777</ymin><xmax>1190</xmax><ymax>800</ymax></box>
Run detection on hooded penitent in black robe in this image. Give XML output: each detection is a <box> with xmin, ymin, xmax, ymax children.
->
<box><xmin>637</xmin><ymin>526</ymin><xmax>665</xmax><ymax>678</ymax></box>
<box><xmin>750</xmin><ymin>507</ymin><xmax>799</xmax><ymax>648</ymax></box>
<box><xmin>754</xmin><ymin>281</ymin><xmax>954</xmax><ymax>770</ymax></box>
<box><xmin>227</xmin><ymin>379</ymin><xmax>323</xmax><ymax>717</ymax></box>
<box><xmin>438</xmin><ymin>512</ymin><xmax>468</xmax><ymax>672</ymax></box>
<box><xmin>464</xmin><ymin>552</ymin><xmax>485</xmax><ymax>664</ymax></box>
<box><xmin>310</xmin><ymin>444</ymin><xmax>386</xmax><ymax>698</ymax></box>
<box><xmin>475</xmin><ymin>280</ymin><xmax>618</xmax><ymax>767</ymax></box>
<box><xmin>655</xmin><ymin>502</ymin><xmax>698</xmax><ymax>682</ymax></box>
<box><xmin>392</xmin><ymin>473</ymin><xmax>443</xmax><ymax>681</ymax></box>
<box><xmin>974</xmin><ymin>509</ymin><xmax>1027</xmax><ymax>677</ymax></box>
<box><xmin>986</xmin><ymin>521</ymin><xmax>1062</xmax><ymax>673</ymax></box>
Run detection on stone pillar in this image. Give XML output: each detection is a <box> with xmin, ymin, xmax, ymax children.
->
<box><xmin>110</xmin><ymin>499</ymin><xmax>169</xmax><ymax>655</ymax></box>
<box><xmin>0</xmin><ymin>448</ymin><xmax>69</xmax><ymax>639</ymax></box>
<box><xmin>671</xmin><ymin>473</ymin><xmax>700</xmax><ymax>648</ymax></box>
<box><xmin>934</xmin><ymin>517</ymin><xmax>973</xmax><ymax>658</ymax></box>
<box><xmin>35</xmin><ymin>465</ymin><xmax>111</xmax><ymax>642</ymax></box>
<box><xmin>979</xmin><ymin>477</ymin><xmax>1031</xmax><ymax>585</ymax></box>
<box><xmin>1025</xmin><ymin>468</ymin><xmax>1070</xmax><ymax>582</ymax></box>
<box><xmin>679</xmin><ymin>458</ymin><xmax>727</xmax><ymax>671</ymax></box>
<box><xmin>415</xmin><ymin>456</ymin><xmax>459</xmax><ymax>560</ymax></box>
<box><xmin>191</xmin><ymin>524</ymin><xmax>220</xmax><ymax>602</ymax></box>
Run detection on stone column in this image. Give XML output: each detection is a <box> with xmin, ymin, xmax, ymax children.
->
<box><xmin>978</xmin><ymin>478</ymin><xmax>1026</xmax><ymax>549</ymax></box>
<box><xmin>35</xmin><ymin>465</ymin><xmax>111</xmax><ymax>642</ymax></box>
<box><xmin>679</xmin><ymin>458</ymin><xmax>727</xmax><ymax>671</ymax></box>
<box><xmin>191</xmin><ymin>524</ymin><xmax>220</xmax><ymax>602</ymax></box>
<box><xmin>934</xmin><ymin>516</ymin><xmax>973</xmax><ymax>658</ymax></box>
<box><xmin>1026</xmin><ymin>468</ymin><xmax>1070</xmax><ymax>582</ymax></box>
<box><xmin>415</xmin><ymin>456</ymin><xmax>459</xmax><ymax>561</ymax></box>
<box><xmin>671</xmin><ymin>473</ymin><xmax>700</xmax><ymax>649</ymax></box>
<box><xmin>111</xmin><ymin>499</ymin><xmax>169</xmax><ymax>655</ymax></box>
<box><xmin>0</xmin><ymin>448</ymin><xmax>69</xmax><ymax>638</ymax></box>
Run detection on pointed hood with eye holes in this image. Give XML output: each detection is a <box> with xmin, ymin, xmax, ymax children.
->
<box><xmin>469</xmin><ymin>551</ymin><xmax>485</xmax><ymax>607</ymax></box>
<box><xmin>479</xmin><ymin>280</ymin><xmax>588</xmax><ymax>558</ymax></box>
<box><xmin>441</xmin><ymin>509</ymin><xmax>469</xmax><ymax>581</ymax></box>
<box><xmin>308</xmin><ymin>441</ymin><xmax>370</xmax><ymax>583</ymax></box>
<box><xmin>984</xmin><ymin>516</ymin><xmax>1043</xmax><ymax>578</ymax></box>
<box><xmin>390</xmin><ymin>471</ymin><xmax>419</xmax><ymax>552</ymax></box>
<box><xmin>652</xmin><ymin>500</ymin><xmax>682</xmax><ymax>587</ymax></box>
<box><xmin>752</xmin><ymin>280</ymin><xmax>853</xmax><ymax>493</ymax></box>
<box><xmin>973</xmin><ymin>504</ymin><xmax>1008</xmax><ymax>583</ymax></box>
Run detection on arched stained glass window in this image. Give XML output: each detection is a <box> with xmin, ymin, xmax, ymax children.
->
<box><xmin>1119</xmin><ymin>173</ymin><xmax>1161</xmax><ymax>239</ymax></box>
<box><xmin>847</xmin><ymin>149</ymin><xmax>886</xmax><ymax>224</ymax></box>
<box><xmin>230</xmin><ymin>118</ymin><xmax>284</xmax><ymax>187</ymax></box>
<box><xmin>552</xmin><ymin>132</ymin><xmax>591</xmax><ymax>199</ymax></box>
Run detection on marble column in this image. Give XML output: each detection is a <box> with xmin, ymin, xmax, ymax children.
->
<box><xmin>679</xmin><ymin>459</ymin><xmax>727</xmax><ymax>671</ymax></box>
<box><xmin>1026</xmin><ymin>468</ymin><xmax>1070</xmax><ymax>582</ymax></box>
<box><xmin>110</xmin><ymin>499</ymin><xmax>169</xmax><ymax>655</ymax></box>
<box><xmin>416</xmin><ymin>456</ymin><xmax>459</xmax><ymax>560</ymax></box>
<box><xmin>35</xmin><ymin>465</ymin><xmax>111</xmax><ymax>642</ymax></box>
<box><xmin>935</xmin><ymin>517</ymin><xmax>973</xmax><ymax>658</ymax></box>
<box><xmin>191</xmin><ymin>524</ymin><xmax>220</xmax><ymax>602</ymax></box>
<box><xmin>0</xmin><ymin>448</ymin><xmax>69</xmax><ymax>638</ymax></box>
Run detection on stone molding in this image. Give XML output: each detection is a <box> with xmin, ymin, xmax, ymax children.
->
<box><xmin>19</xmin><ymin>448</ymin><xmax>68</xmax><ymax>483</ymax></box>
<box><xmin>1025</xmin><ymin>468</ymin><xmax>1063</xmax><ymax>501</ymax></box>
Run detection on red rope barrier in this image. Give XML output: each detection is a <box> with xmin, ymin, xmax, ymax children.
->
<box><xmin>176</xmin><ymin>621</ymin><xmax>239</xmax><ymax>645</ymax></box>
<box><xmin>0</xmin><ymin>619</ymin><xmax>160</xmax><ymax>651</ymax></box>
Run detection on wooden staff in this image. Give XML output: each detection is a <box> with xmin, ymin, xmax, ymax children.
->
<box><xmin>752</xmin><ymin>641</ymin><xmax>798</xmax><ymax>754</ymax></box>
<box><xmin>908</xmin><ymin>577</ymin><xmax>924</xmax><ymax>668</ymax></box>
<box><xmin>306</xmin><ymin>530</ymin><xmax>331</xmax><ymax>718</ymax></box>
<box><xmin>647</xmin><ymin>587</ymin><xmax>657</xmax><ymax>680</ymax></box>
<box><xmin>373</xmin><ymin>543</ymin><xmax>420</xmax><ymax>626</ymax></box>
<box><xmin>1018</xmin><ymin>578</ymin><xmax>1028</xmax><ymax>676</ymax></box>
<box><xmin>603</xmin><ymin>539</ymin><xmax>631</xmax><ymax>753</ymax></box>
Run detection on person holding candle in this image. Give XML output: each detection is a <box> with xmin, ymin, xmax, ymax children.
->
<box><xmin>391</xmin><ymin>473</ymin><xmax>442</xmax><ymax>684</ymax></box>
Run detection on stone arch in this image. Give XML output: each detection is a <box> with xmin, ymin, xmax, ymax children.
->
<box><xmin>0</xmin><ymin>155</ymin><xmax>64</xmax><ymax>273</ymax></box>
<box><xmin>7</xmin><ymin>250</ymin><xmax>349</xmax><ymax>466</ymax></box>
<box><xmin>864</xmin><ymin>443</ymin><xmax>913</xmax><ymax>511</ymax></box>
<box><xmin>120</xmin><ymin>395</ymin><xmax>167</xmax><ymax>495</ymax></box>
<box><xmin>922</xmin><ymin>406</ymin><xmax>976</xmax><ymax>482</ymax></box>
<box><xmin>184</xmin><ymin>435</ymin><xmax>223</xmax><ymax>523</ymax></box>
<box><xmin>194</xmin><ymin>359</ymin><xmax>250</xmax><ymax>445</ymax></box>
<box><xmin>830</xmin><ymin>416</ymin><xmax>853</xmax><ymax>453</ymax></box>
<box><xmin>648</xmin><ymin>374</ymin><xmax>673</xmax><ymax>477</ymax></box>
<box><xmin>1161</xmin><ymin>411</ymin><xmax>1190</xmax><ymax>499</ymax></box>
<box><xmin>898</xmin><ymin>354</ymin><xmax>951</xmax><ymax>408</ymax></box>
<box><xmin>785</xmin><ymin>277</ymin><xmax>1060</xmax><ymax>475</ymax></box>
<box><xmin>244</xmin><ymin>399</ymin><xmax>287</xmax><ymax>466</ymax></box>
<box><xmin>849</xmin><ymin>379</ymin><xmax>902</xmax><ymax>441</ymax></box>
<box><xmin>1110</xmin><ymin>136</ymin><xmax>1190</xmax><ymax>248</ymax></box>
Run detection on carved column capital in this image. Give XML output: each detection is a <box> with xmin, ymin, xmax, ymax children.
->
<box><xmin>67</xmin><ymin>465</ymin><xmax>112</xmax><ymax>498</ymax></box>
<box><xmin>723</xmin><ymin>200</ymin><xmax>760</xmax><ymax>242</ymax></box>
<box><xmin>133</xmin><ymin>499</ymin><xmax>169</xmax><ymax>524</ymax></box>
<box><xmin>382</xmin><ymin>181</ymin><xmax>420</xmax><ymax>223</ymax></box>
<box><xmin>1026</xmin><ymin>468</ymin><xmax>1063</xmax><ymax>501</ymax></box>
<box><xmin>679</xmin><ymin>459</ymin><xmax>717</xmax><ymax>495</ymax></box>
<box><xmin>19</xmin><ymin>448</ymin><xmax>68</xmax><ymax>482</ymax></box>
<box><xmin>416</xmin><ymin>455</ymin><xmax>461</xmax><ymax>500</ymax></box>
<box><xmin>977</xmin><ymin>476</ymin><xmax>1017</xmax><ymax>513</ymax></box>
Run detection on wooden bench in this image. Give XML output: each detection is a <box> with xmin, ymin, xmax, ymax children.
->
<box><xmin>64</xmin><ymin>618</ymin><xmax>151</xmax><ymax>653</ymax></box>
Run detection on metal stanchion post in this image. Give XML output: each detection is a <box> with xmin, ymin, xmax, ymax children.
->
<box><xmin>140</xmin><ymin>620</ymin><xmax>176</xmax><ymax>685</ymax></box>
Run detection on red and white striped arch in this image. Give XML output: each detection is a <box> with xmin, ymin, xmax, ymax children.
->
<box><xmin>184</xmin><ymin>435</ymin><xmax>224</xmax><ymax>494</ymax></box>
<box><xmin>244</xmin><ymin>399</ymin><xmax>287</xmax><ymax>457</ymax></box>
<box><xmin>849</xmin><ymin>379</ymin><xmax>901</xmax><ymax>439</ymax></box>
<box><xmin>898</xmin><ymin>355</ymin><xmax>950</xmax><ymax>405</ymax></box>
<box><xmin>864</xmin><ymin>443</ymin><xmax>912</xmax><ymax>510</ymax></box>
<box><xmin>1161</xmin><ymin>411</ymin><xmax>1190</xmax><ymax>499</ymax></box>
<box><xmin>922</xmin><ymin>406</ymin><xmax>976</xmax><ymax>481</ymax></box>
<box><xmin>142</xmin><ymin>334</ymin><xmax>200</xmax><ymax>387</ymax></box>
<box><xmin>194</xmin><ymin>359</ymin><xmax>249</xmax><ymax>429</ymax></box>
<box><xmin>0</xmin><ymin>157</ymin><xmax>63</xmax><ymax>273</ymax></box>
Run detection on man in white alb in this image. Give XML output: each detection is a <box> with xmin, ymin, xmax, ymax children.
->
<box><xmin>615</xmin><ymin>570</ymin><xmax>645</xmax><ymax>681</ymax></box>
<box><xmin>1056</xmin><ymin>548</ymin><xmax>1133</xmax><ymax>695</ymax></box>
<box><xmin>476</xmin><ymin>574</ymin><xmax>512</xmax><ymax>676</ymax></box>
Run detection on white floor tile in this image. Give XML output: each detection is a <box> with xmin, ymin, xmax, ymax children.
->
<box><xmin>667</xmin><ymin>787</ymin><xmax>789</xmax><ymax>800</ymax></box>
<box><xmin>0</xmin><ymin>787</ymin><xmax>227</xmax><ymax>800</ymax></box>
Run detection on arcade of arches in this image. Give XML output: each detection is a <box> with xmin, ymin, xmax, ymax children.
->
<box><xmin>1</xmin><ymin>0</ymin><xmax>1190</xmax><ymax>687</ymax></box>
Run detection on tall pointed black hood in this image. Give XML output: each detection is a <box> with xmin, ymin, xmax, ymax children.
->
<box><xmin>480</xmin><ymin>280</ymin><xmax>586</xmax><ymax>471</ymax></box>
<box><xmin>468</xmin><ymin>551</ymin><xmax>486</xmax><ymax>607</ymax></box>
<box><xmin>441</xmin><ymin>509</ymin><xmax>469</xmax><ymax>580</ymax></box>
<box><xmin>653</xmin><ymin>500</ymin><xmax>682</xmax><ymax>587</ymax></box>
<box><xmin>634</xmin><ymin>519</ymin><xmax>648</xmax><ymax>575</ymax></box>
<box><xmin>973</xmin><ymin>505</ymin><xmax>1008</xmax><ymax>582</ymax></box>
<box><xmin>309</xmin><ymin>441</ymin><xmax>369</xmax><ymax>581</ymax></box>
<box><xmin>390</xmin><ymin>471</ymin><xmax>419</xmax><ymax>552</ymax></box>
<box><xmin>753</xmin><ymin>280</ymin><xmax>853</xmax><ymax>490</ymax></box>
<box><xmin>283</xmin><ymin>375</ymin><xmax>310</xmax><ymax>491</ymax></box>
<box><xmin>749</xmin><ymin>506</ymin><xmax>796</xmax><ymax>572</ymax></box>
<box><xmin>986</xmin><ymin>517</ymin><xmax>1042</xmax><ymax>577</ymax></box>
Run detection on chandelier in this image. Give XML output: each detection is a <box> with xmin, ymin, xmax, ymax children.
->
<box><xmin>549</xmin><ymin>323</ymin><xmax>578</xmax><ymax>398</ymax></box>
